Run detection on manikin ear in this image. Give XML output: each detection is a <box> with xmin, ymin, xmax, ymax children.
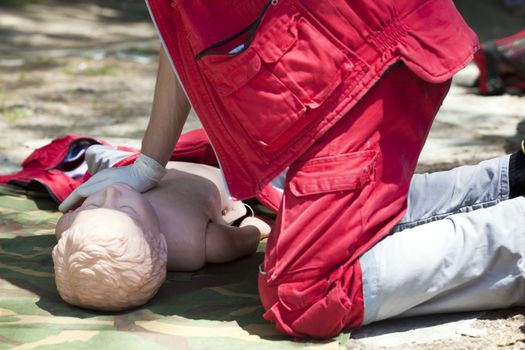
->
<box><xmin>55</xmin><ymin>212</ymin><xmax>76</xmax><ymax>240</ymax></box>
<box><xmin>158</xmin><ymin>232</ymin><xmax>168</xmax><ymax>256</ymax></box>
<box><xmin>143</xmin><ymin>229</ymin><xmax>168</xmax><ymax>257</ymax></box>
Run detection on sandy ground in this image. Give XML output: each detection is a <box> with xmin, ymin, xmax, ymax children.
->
<box><xmin>0</xmin><ymin>1</ymin><xmax>524</xmax><ymax>349</ymax></box>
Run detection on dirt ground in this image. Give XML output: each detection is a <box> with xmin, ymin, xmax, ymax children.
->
<box><xmin>0</xmin><ymin>0</ymin><xmax>203</xmax><ymax>173</ymax></box>
<box><xmin>0</xmin><ymin>1</ymin><xmax>524</xmax><ymax>349</ymax></box>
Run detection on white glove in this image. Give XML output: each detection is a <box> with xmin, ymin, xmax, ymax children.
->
<box><xmin>85</xmin><ymin>145</ymin><xmax>135</xmax><ymax>174</ymax></box>
<box><xmin>59</xmin><ymin>153</ymin><xmax>167</xmax><ymax>212</ymax></box>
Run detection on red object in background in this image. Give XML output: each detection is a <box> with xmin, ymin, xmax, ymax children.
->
<box><xmin>474</xmin><ymin>29</ymin><xmax>525</xmax><ymax>95</ymax></box>
<box><xmin>0</xmin><ymin>135</ymin><xmax>107</xmax><ymax>203</ymax></box>
<box><xmin>0</xmin><ymin>129</ymin><xmax>219</xmax><ymax>204</ymax></box>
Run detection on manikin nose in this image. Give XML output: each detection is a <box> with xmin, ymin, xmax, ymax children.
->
<box><xmin>100</xmin><ymin>186</ymin><xmax>122</xmax><ymax>207</ymax></box>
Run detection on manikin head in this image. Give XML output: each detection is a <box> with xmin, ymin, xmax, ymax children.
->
<box><xmin>52</xmin><ymin>183</ymin><xmax>167</xmax><ymax>311</ymax></box>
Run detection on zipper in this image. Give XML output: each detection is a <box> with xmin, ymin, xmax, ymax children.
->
<box><xmin>195</xmin><ymin>0</ymin><xmax>279</xmax><ymax>60</ymax></box>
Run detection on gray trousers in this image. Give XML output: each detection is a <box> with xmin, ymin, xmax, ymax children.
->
<box><xmin>360</xmin><ymin>155</ymin><xmax>525</xmax><ymax>325</ymax></box>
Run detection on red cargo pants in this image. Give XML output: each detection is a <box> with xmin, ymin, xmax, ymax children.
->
<box><xmin>258</xmin><ymin>63</ymin><xmax>452</xmax><ymax>338</ymax></box>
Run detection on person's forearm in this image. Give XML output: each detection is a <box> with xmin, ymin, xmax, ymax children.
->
<box><xmin>142</xmin><ymin>46</ymin><xmax>191</xmax><ymax>166</ymax></box>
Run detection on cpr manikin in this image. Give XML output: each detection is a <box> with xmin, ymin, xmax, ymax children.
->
<box><xmin>53</xmin><ymin>146</ymin><xmax>270</xmax><ymax>311</ymax></box>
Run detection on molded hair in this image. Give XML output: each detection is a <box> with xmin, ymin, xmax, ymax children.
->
<box><xmin>52</xmin><ymin>211</ymin><xmax>167</xmax><ymax>311</ymax></box>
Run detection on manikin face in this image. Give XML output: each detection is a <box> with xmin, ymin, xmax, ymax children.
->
<box><xmin>56</xmin><ymin>183</ymin><xmax>160</xmax><ymax>239</ymax></box>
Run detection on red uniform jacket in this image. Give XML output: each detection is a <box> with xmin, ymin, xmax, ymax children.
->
<box><xmin>146</xmin><ymin>0</ymin><xmax>478</xmax><ymax>200</ymax></box>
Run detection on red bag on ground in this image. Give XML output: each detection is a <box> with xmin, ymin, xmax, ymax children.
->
<box><xmin>474</xmin><ymin>29</ymin><xmax>525</xmax><ymax>95</ymax></box>
<box><xmin>0</xmin><ymin>129</ymin><xmax>218</xmax><ymax>203</ymax></box>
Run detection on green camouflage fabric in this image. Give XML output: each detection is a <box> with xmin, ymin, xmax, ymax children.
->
<box><xmin>0</xmin><ymin>185</ymin><xmax>350</xmax><ymax>349</ymax></box>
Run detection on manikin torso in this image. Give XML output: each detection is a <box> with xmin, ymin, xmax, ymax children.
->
<box><xmin>143</xmin><ymin>162</ymin><xmax>246</xmax><ymax>270</ymax></box>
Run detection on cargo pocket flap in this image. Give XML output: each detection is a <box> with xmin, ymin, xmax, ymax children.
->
<box><xmin>202</xmin><ymin>49</ymin><xmax>262</xmax><ymax>96</ymax></box>
<box><xmin>278</xmin><ymin>278</ymin><xmax>328</xmax><ymax>311</ymax></box>
<box><xmin>255</xmin><ymin>12</ymin><xmax>298</xmax><ymax>64</ymax></box>
<box><xmin>289</xmin><ymin>150</ymin><xmax>377</xmax><ymax>197</ymax></box>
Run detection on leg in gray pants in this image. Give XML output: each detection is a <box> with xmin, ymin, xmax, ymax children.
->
<box><xmin>360</xmin><ymin>155</ymin><xmax>525</xmax><ymax>325</ymax></box>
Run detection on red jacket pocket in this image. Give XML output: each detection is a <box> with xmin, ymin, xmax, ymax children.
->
<box><xmin>289</xmin><ymin>150</ymin><xmax>378</xmax><ymax>197</ymax></box>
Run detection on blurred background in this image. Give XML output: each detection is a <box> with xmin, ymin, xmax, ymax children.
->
<box><xmin>0</xmin><ymin>0</ymin><xmax>524</xmax><ymax>174</ymax></box>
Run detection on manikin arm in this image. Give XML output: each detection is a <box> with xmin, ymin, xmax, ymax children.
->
<box><xmin>142</xmin><ymin>46</ymin><xmax>191</xmax><ymax>166</ymax></box>
<box><xmin>205</xmin><ymin>217</ymin><xmax>271</xmax><ymax>263</ymax></box>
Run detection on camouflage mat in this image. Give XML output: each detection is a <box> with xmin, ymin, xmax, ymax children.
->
<box><xmin>0</xmin><ymin>185</ymin><xmax>350</xmax><ymax>350</ymax></box>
